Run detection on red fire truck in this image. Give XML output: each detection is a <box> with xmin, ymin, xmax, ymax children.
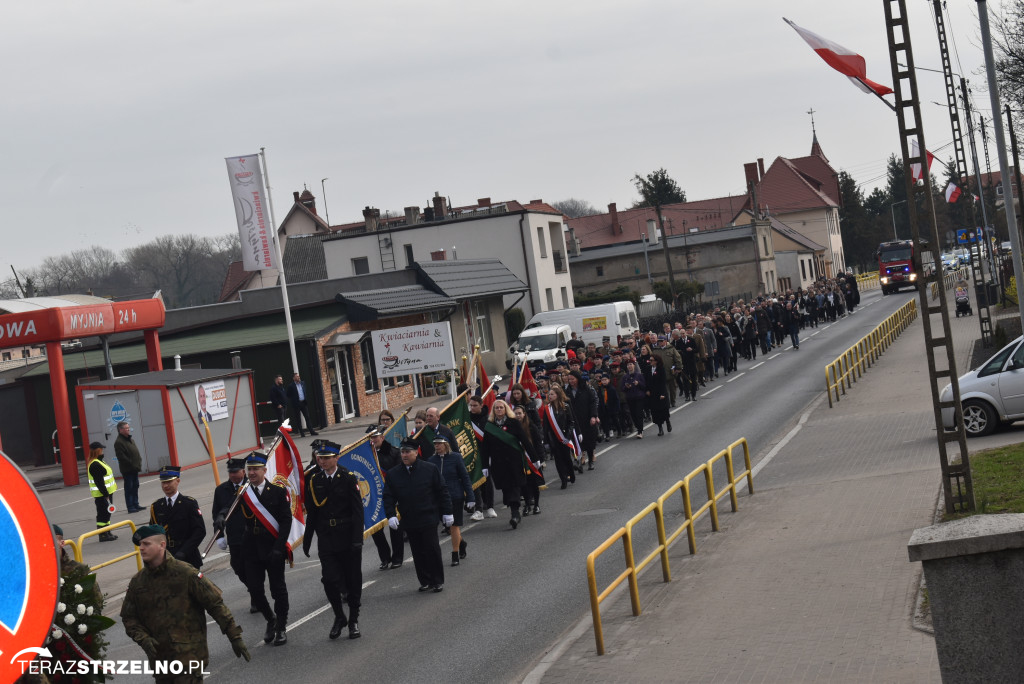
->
<box><xmin>877</xmin><ymin>239</ymin><xmax>927</xmax><ymax>295</ymax></box>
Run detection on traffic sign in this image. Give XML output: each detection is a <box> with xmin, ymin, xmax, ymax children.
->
<box><xmin>0</xmin><ymin>451</ymin><xmax>59</xmax><ymax>683</ymax></box>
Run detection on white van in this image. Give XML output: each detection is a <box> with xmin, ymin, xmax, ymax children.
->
<box><xmin>505</xmin><ymin>324</ymin><xmax>572</xmax><ymax>370</ymax></box>
<box><xmin>523</xmin><ymin>301</ymin><xmax>639</xmax><ymax>347</ymax></box>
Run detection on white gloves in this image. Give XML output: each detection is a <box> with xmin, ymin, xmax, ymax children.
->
<box><xmin>442</xmin><ymin>514</ymin><xmax>454</xmax><ymax>526</ymax></box>
<box><xmin>482</xmin><ymin>469</ymin><xmax>489</xmax><ymax>477</ymax></box>
<box><xmin>216</xmin><ymin>537</ymin><xmax>228</xmax><ymax>551</ymax></box>
<box><xmin>388</xmin><ymin>517</ymin><xmax>399</xmax><ymax>530</ymax></box>
<box><xmin>466</xmin><ymin>501</ymin><xmax>476</xmax><ymax>511</ymax></box>
<box><xmin>533</xmin><ymin>462</ymin><xmax>542</xmax><ymax>470</ymax></box>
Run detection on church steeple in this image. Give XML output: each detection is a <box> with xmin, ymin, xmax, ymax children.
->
<box><xmin>808</xmin><ymin>107</ymin><xmax>828</xmax><ymax>162</ymax></box>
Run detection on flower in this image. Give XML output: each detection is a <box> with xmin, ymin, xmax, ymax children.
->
<box><xmin>77</xmin><ymin>604</ymin><xmax>86</xmax><ymax>615</ymax></box>
<box><xmin>64</xmin><ymin>613</ymin><xmax>75</xmax><ymax>625</ymax></box>
<box><xmin>86</xmin><ymin>606</ymin><xmax>94</xmax><ymax>616</ymax></box>
<box><xmin>60</xmin><ymin>577</ymin><xmax>65</xmax><ymax>587</ymax></box>
<box><xmin>77</xmin><ymin>624</ymin><xmax>88</xmax><ymax>635</ymax></box>
<box><xmin>74</xmin><ymin>584</ymin><xmax>83</xmax><ymax>594</ymax></box>
<box><xmin>57</xmin><ymin>602</ymin><xmax>66</xmax><ymax>613</ymax></box>
<box><xmin>51</xmin><ymin>628</ymin><xmax>63</xmax><ymax>640</ymax></box>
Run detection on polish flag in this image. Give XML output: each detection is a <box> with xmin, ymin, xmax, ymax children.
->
<box><xmin>784</xmin><ymin>18</ymin><xmax>894</xmax><ymax>97</ymax></box>
<box><xmin>945</xmin><ymin>182</ymin><xmax>962</xmax><ymax>203</ymax></box>
<box><xmin>909</xmin><ymin>139</ymin><xmax>935</xmax><ymax>182</ymax></box>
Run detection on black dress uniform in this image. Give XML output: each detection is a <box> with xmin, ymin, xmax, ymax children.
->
<box><xmin>239</xmin><ymin>452</ymin><xmax>292</xmax><ymax>645</ymax></box>
<box><xmin>149</xmin><ymin>466</ymin><xmax>206</xmax><ymax>570</ymax></box>
<box><xmin>303</xmin><ymin>448</ymin><xmax>365</xmax><ymax>639</ymax></box>
<box><xmin>370</xmin><ymin>434</ymin><xmax>404</xmax><ymax>568</ymax></box>
<box><xmin>212</xmin><ymin>459</ymin><xmax>249</xmax><ymax>599</ymax></box>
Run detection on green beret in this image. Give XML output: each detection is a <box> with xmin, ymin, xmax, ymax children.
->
<box><xmin>132</xmin><ymin>524</ymin><xmax>166</xmax><ymax>546</ymax></box>
<box><xmin>52</xmin><ymin>524</ymin><xmax>64</xmax><ymax>537</ymax></box>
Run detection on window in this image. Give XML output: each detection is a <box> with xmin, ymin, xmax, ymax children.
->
<box><xmin>537</xmin><ymin>226</ymin><xmax>548</xmax><ymax>258</ymax></box>
<box><xmin>473</xmin><ymin>300</ymin><xmax>494</xmax><ymax>352</ymax></box>
<box><xmin>596</xmin><ymin>266</ymin><xmax>604</xmax><ymax>277</ymax></box>
<box><xmin>404</xmin><ymin>244</ymin><xmax>414</xmax><ymax>267</ymax></box>
<box><xmin>800</xmin><ymin>259</ymin><xmax>807</xmax><ymax>280</ymax></box>
<box><xmin>997</xmin><ymin>183</ymin><xmax>1004</xmax><ymax>196</ymax></box>
<box><xmin>545</xmin><ymin>288</ymin><xmax>554</xmax><ymax>310</ymax></box>
<box><xmin>360</xmin><ymin>337</ymin><xmax>379</xmax><ymax>392</ymax></box>
<box><xmin>1</xmin><ymin>352</ymin><xmax>10</xmax><ymax>361</ymax></box>
<box><xmin>561</xmin><ymin>287</ymin><xmax>569</xmax><ymax>308</ymax></box>
<box><xmin>763</xmin><ymin>236</ymin><xmax>769</xmax><ymax>254</ymax></box>
<box><xmin>352</xmin><ymin>257</ymin><xmax>370</xmax><ymax>275</ymax></box>
<box><xmin>22</xmin><ymin>349</ymin><xmax>30</xmax><ymax>358</ymax></box>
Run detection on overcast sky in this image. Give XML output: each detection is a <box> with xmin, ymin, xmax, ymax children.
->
<box><xmin>0</xmin><ymin>0</ymin><xmax>1000</xmax><ymax>273</ymax></box>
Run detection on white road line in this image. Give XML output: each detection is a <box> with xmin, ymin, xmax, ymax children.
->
<box><xmin>248</xmin><ymin>579</ymin><xmax>379</xmax><ymax>639</ymax></box>
<box><xmin>704</xmin><ymin>386</ymin><xmax>721</xmax><ymax>395</ymax></box>
<box><xmin>751</xmin><ymin>394</ymin><xmax>825</xmax><ymax>478</ymax></box>
<box><xmin>809</xmin><ymin>331</ymin><xmax>820</xmax><ymax>337</ymax></box>
<box><xmin>750</xmin><ymin>362</ymin><xmax>764</xmax><ymax>369</ymax></box>
<box><xmin>670</xmin><ymin>403</ymin><xmax>692</xmax><ymax>414</ymax></box>
<box><xmin>595</xmin><ymin>443</ymin><xmax>619</xmax><ymax>457</ymax></box>
<box><xmin>784</xmin><ymin>346</ymin><xmax>793</xmax><ymax>351</ymax></box>
<box><xmin>769</xmin><ymin>354</ymin><xmax>780</xmax><ymax>359</ymax></box>
<box><xmin>726</xmin><ymin>373</ymin><xmax>745</xmax><ymax>383</ymax></box>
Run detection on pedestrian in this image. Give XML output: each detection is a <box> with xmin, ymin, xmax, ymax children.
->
<box><xmin>467</xmin><ymin>396</ymin><xmax>497</xmax><ymax>521</ymax></box>
<box><xmin>566</xmin><ymin>370</ymin><xmax>599</xmax><ymax>471</ymax></box>
<box><xmin>239</xmin><ymin>451</ymin><xmax>292</xmax><ymax>646</ymax></box>
<box><xmin>621</xmin><ymin>360</ymin><xmax>647</xmax><ymax>438</ymax></box>
<box><xmin>122</xmin><ymin>524</ymin><xmax>250</xmax><ymax>681</ymax></box>
<box><xmin>149</xmin><ymin>466</ymin><xmax>206</xmax><ymax>568</ymax></box>
<box><xmin>382</xmin><ymin>439</ymin><xmax>453</xmax><ymax>593</ymax></box>
<box><xmin>542</xmin><ymin>386</ymin><xmax>577</xmax><ymax>488</ymax></box>
<box><xmin>653</xmin><ymin>337</ymin><xmax>681</xmax><ymax>406</ymax></box>
<box><xmin>87</xmin><ymin>441</ymin><xmax>119</xmax><ymax>542</ymax></box>
<box><xmin>114</xmin><ymin>422</ymin><xmax>142</xmax><ymax>513</ymax></box>
<box><xmin>643</xmin><ymin>353</ymin><xmax>672</xmax><ymax>436</ymax></box>
<box><xmin>513</xmin><ymin>405</ymin><xmax>544</xmax><ymax>515</ymax></box>
<box><xmin>270</xmin><ymin>374</ymin><xmax>288</xmax><ymax>427</ymax></box>
<box><xmin>676</xmin><ymin>327</ymin><xmax>700</xmax><ymax>401</ymax></box>
<box><xmin>286</xmin><ymin>372</ymin><xmax>319</xmax><ymax>437</ymax></box>
<box><xmin>427</xmin><ymin>435</ymin><xmax>474</xmax><ymax>566</ymax></box>
<box><xmin>303</xmin><ymin>441</ymin><xmax>365</xmax><ymax>640</ymax></box>
<box><xmin>786</xmin><ymin>302</ymin><xmax>802</xmax><ymax>349</ymax></box>
<box><xmin>417</xmin><ymin>406</ymin><xmax>457</xmax><ymax>454</ymax></box>
<box><xmin>483</xmin><ymin>400</ymin><xmax>538</xmax><ymax>529</ymax></box>
<box><xmin>368</xmin><ymin>426</ymin><xmax>404</xmax><ymax>570</ymax></box>
<box><xmin>596</xmin><ymin>374</ymin><xmax>620</xmax><ymax>440</ymax></box>
<box><xmin>211</xmin><ymin>457</ymin><xmax>254</xmax><ymax>612</ymax></box>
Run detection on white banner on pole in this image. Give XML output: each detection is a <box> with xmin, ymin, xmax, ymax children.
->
<box><xmin>371</xmin><ymin>322</ymin><xmax>456</xmax><ymax>378</ymax></box>
<box><xmin>226</xmin><ymin>154</ymin><xmax>276</xmax><ymax>271</ymax></box>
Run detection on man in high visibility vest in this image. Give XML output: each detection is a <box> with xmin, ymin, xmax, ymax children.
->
<box><xmin>88</xmin><ymin>441</ymin><xmax>119</xmax><ymax>542</ymax></box>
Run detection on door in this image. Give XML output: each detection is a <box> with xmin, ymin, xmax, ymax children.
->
<box><xmin>331</xmin><ymin>348</ymin><xmax>357</xmax><ymax>420</ymax></box>
<box><xmin>999</xmin><ymin>341</ymin><xmax>1024</xmax><ymax>417</ymax></box>
<box><xmin>91</xmin><ymin>391</ymin><xmax>151</xmax><ymax>474</ymax></box>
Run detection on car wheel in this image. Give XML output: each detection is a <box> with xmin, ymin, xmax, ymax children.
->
<box><xmin>962</xmin><ymin>400</ymin><xmax>997</xmax><ymax>437</ymax></box>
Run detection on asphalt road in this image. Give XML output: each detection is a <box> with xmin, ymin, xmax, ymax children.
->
<box><xmin>99</xmin><ymin>288</ymin><xmax>914</xmax><ymax>684</ymax></box>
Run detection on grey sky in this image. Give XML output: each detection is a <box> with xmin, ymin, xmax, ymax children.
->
<box><xmin>1</xmin><ymin>0</ymin><xmax>993</xmax><ymax>271</ymax></box>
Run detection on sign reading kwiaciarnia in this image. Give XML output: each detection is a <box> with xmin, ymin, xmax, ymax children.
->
<box><xmin>370</xmin><ymin>322</ymin><xmax>455</xmax><ymax>378</ymax></box>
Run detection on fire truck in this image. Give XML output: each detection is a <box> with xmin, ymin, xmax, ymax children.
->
<box><xmin>877</xmin><ymin>239</ymin><xmax>931</xmax><ymax>295</ymax></box>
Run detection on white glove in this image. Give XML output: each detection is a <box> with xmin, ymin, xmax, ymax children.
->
<box><xmin>482</xmin><ymin>469</ymin><xmax>489</xmax><ymax>478</ymax></box>
<box><xmin>388</xmin><ymin>517</ymin><xmax>399</xmax><ymax>530</ymax></box>
<box><xmin>533</xmin><ymin>462</ymin><xmax>542</xmax><ymax>470</ymax></box>
<box><xmin>442</xmin><ymin>514</ymin><xmax>454</xmax><ymax>526</ymax></box>
<box><xmin>466</xmin><ymin>501</ymin><xmax>475</xmax><ymax>511</ymax></box>
<box><xmin>216</xmin><ymin>537</ymin><xmax>228</xmax><ymax>551</ymax></box>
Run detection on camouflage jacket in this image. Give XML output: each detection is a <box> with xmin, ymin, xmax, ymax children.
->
<box><xmin>121</xmin><ymin>553</ymin><xmax>241</xmax><ymax>666</ymax></box>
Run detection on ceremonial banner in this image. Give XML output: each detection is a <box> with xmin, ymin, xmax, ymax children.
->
<box><xmin>338</xmin><ymin>439</ymin><xmax>387</xmax><ymax>537</ymax></box>
<box><xmin>266</xmin><ymin>427</ymin><xmax>305</xmax><ymax>560</ymax></box>
<box><xmin>441</xmin><ymin>394</ymin><xmax>485</xmax><ymax>488</ymax></box>
<box><xmin>226</xmin><ymin>154</ymin><xmax>276</xmax><ymax>272</ymax></box>
<box><xmin>382</xmin><ymin>411</ymin><xmax>409</xmax><ymax>448</ymax></box>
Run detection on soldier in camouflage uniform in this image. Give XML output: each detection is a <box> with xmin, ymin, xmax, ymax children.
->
<box><xmin>121</xmin><ymin>524</ymin><xmax>250</xmax><ymax>682</ymax></box>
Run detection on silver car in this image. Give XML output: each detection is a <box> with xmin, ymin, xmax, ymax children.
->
<box><xmin>941</xmin><ymin>335</ymin><xmax>1024</xmax><ymax>436</ymax></box>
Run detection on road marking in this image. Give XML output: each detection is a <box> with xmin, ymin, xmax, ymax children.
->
<box><xmin>784</xmin><ymin>346</ymin><xmax>793</xmax><ymax>351</ymax></box>
<box><xmin>752</xmin><ymin>394</ymin><xmax>825</xmax><ymax>478</ymax></box>
<box><xmin>769</xmin><ymin>354</ymin><xmax>780</xmax><ymax>359</ymax></box>
<box><xmin>595</xmin><ymin>443</ymin><xmax>619</xmax><ymax>457</ymax></box>
<box><xmin>247</xmin><ymin>580</ymin><xmax>379</xmax><ymax>639</ymax></box>
<box><xmin>704</xmin><ymin>386</ymin><xmax>721</xmax><ymax>395</ymax></box>
<box><xmin>822</xmin><ymin>325</ymin><xmax>832</xmax><ymax>330</ymax></box>
<box><xmin>750</xmin><ymin>362</ymin><xmax>764</xmax><ymax>369</ymax></box>
<box><xmin>670</xmin><ymin>403</ymin><xmax>693</xmax><ymax>414</ymax></box>
<box><xmin>809</xmin><ymin>331</ymin><xmax>820</xmax><ymax>337</ymax></box>
<box><xmin>726</xmin><ymin>373</ymin><xmax>745</xmax><ymax>383</ymax></box>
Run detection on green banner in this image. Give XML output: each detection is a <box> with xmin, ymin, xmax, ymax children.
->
<box><xmin>441</xmin><ymin>395</ymin><xmax>485</xmax><ymax>488</ymax></box>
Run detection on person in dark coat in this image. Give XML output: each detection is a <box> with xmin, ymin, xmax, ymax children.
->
<box><xmin>269</xmin><ymin>374</ymin><xmax>289</xmax><ymax>427</ymax></box>
<box><xmin>239</xmin><ymin>451</ymin><xmax>292</xmax><ymax>646</ymax></box>
<box><xmin>513</xmin><ymin>405</ymin><xmax>545</xmax><ymax>516</ymax></box>
<box><xmin>285</xmin><ymin>373</ymin><xmax>319</xmax><ymax>437</ymax></box>
<box><xmin>212</xmin><ymin>457</ymin><xmax>253</xmax><ymax>611</ymax></box>
<box><xmin>483</xmin><ymin>400</ymin><xmax>539</xmax><ymax>529</ymax></box>
<box><xmin>369</xmin><ymin>427</ymin><xmax>404</xmax><ymax>570</ymax></box>
<box><xmin>543</xmin><ymin>386</ymin><xmax>577</xmax><ymax>488</ymax></box>
<box><xmin>643</xmin><ymin>353</ymin><xmax>672</xmax><ymax>436</ymax></box>
<box><xmin>468</xmin><ymin>397</ymin><xmax>496</xmax><ymax>520</ymax></box>
<box><xmin>114</xmin><ymin>421</ymin><xmax>143</xmax><ymax>513</ymax></box>
<box><xmin>566</xmin><ymin>370</ymin><xmax>599</xmax><ymax>470</ymax></box>
<box><xmin>383</xmin><ymin>440</ymin><xmax>453</xmax><ymax>592</ymax></box>
<box><xmin>149</xmin><ymin>465</ymin><xmax>205</xmax><ymax>568</ymax></box>
<box><xmin>676</xmin><ymin>327</ymin><xmax>701</xmax><ymax>401</ymax></box>
<box><xmin>303</xmin><ymin>441</ymin><xmax>365</xmax><ymax>640</ymax></box>
<box><xmin>427</xmin><ymin>436</ymin><xmax>474</xmax><ymax>566</ymax></box>
<box><xmin>620</xmin><ymin>360</ymin><xmax>648</xmax><ymax>438</ymax></box>
<box><xmin>596</xmin><ymin>374</ymin><xmax>620</xmax><ymax>440</ymax></box>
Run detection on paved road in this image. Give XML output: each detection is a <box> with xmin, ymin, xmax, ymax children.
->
<box><xmin>96</xmin><ymin>288</ymin><xmax>915</xmax><ymax>684</ymax></box>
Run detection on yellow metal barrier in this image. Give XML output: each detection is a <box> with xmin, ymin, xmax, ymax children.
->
<box><xmin>931</xmin><ymin>267</ymin><xmax>967</xmax><ymax>300</ymax></box>
<box><xmin>825</xmin><ymin>299</ymin><xmax>917</xmax><ymax>407</ymax></box>
<box><xmin>586</xmin><ymin>437</ymin><xmax>753</xmax><ymax>655</ymax></box>
<box><xmin>75</xmin><ymin>519</ymin><xmax>143</xmax><ymax>572</ymax></box>
<box><xmin>857</xmin><ymin>271</ymin><xmax>879</xmax><ymax>291</ymax></box>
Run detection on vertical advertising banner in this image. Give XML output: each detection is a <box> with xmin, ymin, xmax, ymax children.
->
<box><xmin>226</xmin><ymin>154</ymin><xmax>276</xmax><ymax>272</ymax></box>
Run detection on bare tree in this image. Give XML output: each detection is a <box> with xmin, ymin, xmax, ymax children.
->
<box><xmin>993</xmin><ymin>0</ymin><xmax>1024</xmax><ymax>115</ymax></box>
<box><xmin>552</xmin><ymin>198</ymin><xmax>599</xmax><ymax>218</ymax></box>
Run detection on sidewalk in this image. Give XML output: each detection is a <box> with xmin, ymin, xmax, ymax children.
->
<box><xmin>531</xmin><ymin>296</ymin><xmax>991</xmax><ymax>683</ymax></box>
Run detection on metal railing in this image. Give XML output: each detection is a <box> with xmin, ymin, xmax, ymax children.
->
<box><xmin>586</xmin><ymin>438</ymin><xmax>753</xmax><ymax>655</ymax></box>
<box><xmin>74</xmin><ymin>519</ymin><xmax>143</xmax><ymax>572</ymax></box>
<box><xmin>856</xmin><ymin>271</ymin><xmax>879</xmax><ymax>290</ymax></box>
<box><xmin>825</xmin><ymin>299</ymin><xmax>917</xmax><ymax>408</ymax></box>
<box><xmin>930</xmin><ymin>267</ymin><xmax>967</xmax><ymax>300</ymax></box>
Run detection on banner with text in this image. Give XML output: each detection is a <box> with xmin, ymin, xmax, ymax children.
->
<box><xmin>226</xmin><ymin>154</ymin><xmax>276</xmax><ymax>272</ymax></box>
<box><xmin>371</xmin><ymin>322</ymin><xmax>456</xmax><ymax>378</ymax></box>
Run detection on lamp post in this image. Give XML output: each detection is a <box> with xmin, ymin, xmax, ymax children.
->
<box><xmin>891</xmin><ymin>199</ymin><xmax>908</xmax><ymax>240</ymax></box>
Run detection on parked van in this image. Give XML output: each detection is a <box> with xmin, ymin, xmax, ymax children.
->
<box><xmin>523</xmin><ymin>301</ymin><xmax>639</xmax><ymax>347</ymax></box>
<box><xmin>505</xmin><ymin>324</ymin><xmax>572</xmax><ymax>370</ymax></box>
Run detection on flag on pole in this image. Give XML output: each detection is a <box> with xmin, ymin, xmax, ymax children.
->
<box><xmin>945</xmin><ymin>182</ymin><xmax>962</xmax><ymax>203</ymax></box>
<box><xmin>337</xmin><ymin>439</ymin><xmax>388</xmax><ymax>537</ymax></box>
<box><xmin>784</xmin><ymin>18</ymin><xmax>894</xmax><ymax>97</ymax></box>
<box><xmin>382</xmin><ymin>411</ymin><xmax>409</xmax><ymax>448</ymax></box>
<box><xmin>910</xmin><ymin>139</ymin><xmax>935</xmax><ymax>182</ymax></box>
<box><xmin>226</xmin><ymin>154</ymin><xmax>277</xmax><ymax>272</ymax></box>
<box><xmin>477</xmin><ymin>358</ymin><xmax>496</xmax><ymax>409</ymax></box>
<box><xmin>518</xmin><ymin>363</ymin><xmax>539</xmax><ymax>398</ymax></box>
<box><xmin>266</xmin><ymin>426</ymin><xmax>305</xmax><ymax>561</ymax></box>
<box><xmin>441</xmin><ymin>394</ymin><xmax>485</xmax><ymax>488</ymax></box>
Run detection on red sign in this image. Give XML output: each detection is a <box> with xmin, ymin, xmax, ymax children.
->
<box><xmin>0</xmin><ymin>298</ymin><xmax>166</xmax><ymax>349</ymax></box>
<box><xmin>0</xmin><ymin>451</ymin><xmax>59</xmax><ymax>682</ymax></box>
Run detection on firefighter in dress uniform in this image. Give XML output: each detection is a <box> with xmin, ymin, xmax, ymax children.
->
<box><xmin>149</xmin><ymin>465</ymin><xmax>206</xmax><ymax>569</ymax></box>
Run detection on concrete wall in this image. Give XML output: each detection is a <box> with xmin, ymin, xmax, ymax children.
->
<box><xmin>776</xmin><ymin>207</ymin><xmax>846</xmax><ymax>277</ymax></box>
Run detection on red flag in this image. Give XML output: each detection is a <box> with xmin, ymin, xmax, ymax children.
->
<box><xmin>477</xmin><ymin>358</ymin><xmax>495</xmax><ymax>409</ymax></box>
<box><xmin>519</xmin><ymin>363</ymin><xmax>539</xmax><ymax>398</ymax></box>
<box><xmin>945</xmin><ymin>182</ymin><xmax>962</xmax><ymax>203</ymax></box>
<box><xmin>785</xmin><ymin>18</ymin><xmax>893</xmax><ymax>97</ymax></box>
<box><xmin>269</xmin><ymin>426</ymin><xmax>305</xmax><ymax>561</ymax></box>
<box><xmin>910</xmin><ymin>139</ymin><xmax>935</xmax><ymax>182</ymax></box>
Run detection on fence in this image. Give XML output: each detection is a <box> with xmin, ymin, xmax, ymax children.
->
<box><xmin>930</xmin><ymin>267</ymin><xmax>967</xmax><ymax>300</ymax></box>
<box><xmin>586</xmin><ymin>438</ymin><xmax>753</xmax><ymax>655</ymax></box>
<box><xmin>825</xmin><ymin>299</ymin><xmax>917</xmax><ymax>408</ymax></box>
<box><xmin>856</xmin><ymin>271</ymin><xmax>879</xmax><ymax>291</ymax></box>
<box><xmin>74</xmin><ymin>519</ymin><xmax>143</xmax><ymax>572</ymax></box>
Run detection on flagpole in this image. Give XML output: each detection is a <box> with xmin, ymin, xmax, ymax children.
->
<box><xmin>260</xmin><ymin>147</ymin><xmax>300</xmax><ymax>375</ymax></box>
<box><xmin>856</xmin><ymin>77</ymin><xmax>898</xmax><ymax>112</ymax></box>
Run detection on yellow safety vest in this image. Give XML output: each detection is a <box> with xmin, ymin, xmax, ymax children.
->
<box><xmin>89</xmin><ymin>458</ymin><xmax>117</xmax><ymax>497</ymax></box>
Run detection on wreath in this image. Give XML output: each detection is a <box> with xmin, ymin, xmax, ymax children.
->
<box><xmin>41</xmin><ymin>566</ymin><xmax>115</xmax><ymax>684</ymax></box>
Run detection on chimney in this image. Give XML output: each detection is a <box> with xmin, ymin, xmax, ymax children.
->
<box><xmin>432</xmin><ymin>192</ymin><xmax>447</xmax><ymax>221</ymax></box>
<box><xmin>404</xmin><ymin>206</ymin><xmax>421</xmax><ymax>225</ymax></box>
<box><xmin>744</xmin><ymin>162</ymin><xmax>760</xmax><ymax>190</ymax></box>
<box><xmin>530</xmin><ymin>199</ymin><xmax>543</xmax><ymax>204</ymax></box>
<box><xmin>430</xmin><ymin>249</ymin><xmax>446</xmax><ymax>261</ymax></box>
<box><xmin>423</xmin><ymin>206</ymin><xmax>435</xmax><ymax>222</ymax></box>
<box><xmin>757</xmin><ymin>158</ymin><xmax>765</xmax><ymax>180</ymax></box>
<box><xmin>293</xmin><ymin>191</ymin><xmax>301</xmax><ymax>203</ymax></box>
<box><xmin>477</xmin><ymin>198</ymin><xmax>491</xmax><ymax>207</ymax></box>
<box><xmin>362</xmin><ymin>206</ymin><xmax>381</xmax><ymax>232</ymax></box>
<box><xmin>608</xmin><ymin>202</ymin><xmax>621</xmax><ymax>235</ymax></box>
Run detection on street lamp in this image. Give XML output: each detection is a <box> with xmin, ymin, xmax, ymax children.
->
<box><xmin>890</xmin><ymin>199</ymin><xmax>908</xmax><ymax>240</ymax></box>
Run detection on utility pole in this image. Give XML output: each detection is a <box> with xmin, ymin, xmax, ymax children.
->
<box><xmin>656</xmin><ymin>207</ymin><xmax>677</xmax><ymax>307</ymax></box>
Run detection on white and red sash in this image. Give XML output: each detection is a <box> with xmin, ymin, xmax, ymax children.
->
<box><xmin>243</xmin><ymin>484</ymin><xmax>280</xmax><ymax>537</ymax></box>
<box><xmin>471</xmin><ymin>421</ymin><xmax>485</xmax><ymax>442</ymax></box>
<box><xmin>542</xmin><ymin>404</ymin><xmax>578</xmax><ymax>458</ymax></box>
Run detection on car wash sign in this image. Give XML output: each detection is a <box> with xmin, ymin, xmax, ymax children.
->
<box><xmin>370</xmin><ymin>322</ymin><xmax>455</xmax><ymax>377</ymax></box>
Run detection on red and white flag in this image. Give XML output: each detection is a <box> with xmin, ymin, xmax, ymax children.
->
<box><xmin>945</xmin><ymin>182</ymin><xmax>962</xmax><ymax>203</ymax></box>
<box><xmin>910</xmin><ymin>139</ymin><xmax>935</xmax><ymax>182</ymax></box>
<box><xmin>518</xmin><ymin>363</ymin><xmax>539</xmax><ymax>398</ymax></box>
<box><xmin>784</xmin><ymin>18</ymin><xmax>894</xmax><ymax>97</ymax></box>
<box><xmin>477</xmin><ymin>358</ymin><xmax>496</xmax><ymax>410</ymax></box>
<box><xmin>267</xmin><ymin>426</ymin><xmax>306</xmax><ymax>560</ymax></box>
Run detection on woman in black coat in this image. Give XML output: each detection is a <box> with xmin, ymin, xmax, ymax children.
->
<box><xmin>542</xmin><ymin>386</ymin><xmax>577</xmax><ymax>490</ymax></box>
<box><xmin>644</xmin><ymin>353</ymin><xmax>672</xmax><ymax>436</ymax></box>
<box><xmin>514</xmin><ymin>405</ymin><xmax>544</xmax><ymax>516</ymax></box>
<box><xmin>566</xmin><ymin>370</ymin><xmax>599</xmax><ymax>471</ymax></box>
<box><xmin>483</xmin><ymin>400</ymin><xmax>539</xmax><ymax>529</ymax></box>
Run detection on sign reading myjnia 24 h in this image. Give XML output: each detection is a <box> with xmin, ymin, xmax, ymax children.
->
<box><xmin>370</xmin><ymin>322</ymin><xmax>456</xmax><ymax>378</ymax></box>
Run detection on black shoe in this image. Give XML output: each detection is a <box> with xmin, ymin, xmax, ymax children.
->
<box><xmin>451</xmin><ymin>551</ymin><xmax>460</xmax><ymax>566</ymax></box>
<box><xmin>310</xmin><ymin>430</ymin><xmax>319</xmax><ymax>436</ymax></box>
<box><xmin>560</xmin><ymin>481</ymin><xmax>568</xmax><ymax>490</ymax></box>
<box><xmin>432</xmin><ymin>584</ymin><xmax>444</xmax><ymax>593</ymax></box>
<box><xmin>264</xmin><ymin>620</ymin><xmax>276</xmax><ymax>644</ymax></box>
<box><xmin>379</xmin><ymin>561</ymin><xmax>390</xmax><ymax>571</ymax></box>
<box><xmin>587</xmin><ymin>463</ymin><xmax>594</xmax><ymax>471</ymax></box>
<box><xmin>667</xmin><ymin>421</ymin><xmax>672</xmax><ymax>433</ymax></box>
<box><xmin>459</xmin><ymin>540</ymin><xmax>467</xmax><ymax>559</ymax></box>
<box><xmin>273</xmin><ymin>629</ymin><xmax>287</xmax><ymax>646</ymax></box>
<box><xmin>249</xmin><ymin>605</ymin><xmax>260</xmax><ymax>614</ymax></box>
<box><xmin>510</xmin><ymin>510</ymin><xmax>520</xmax><ymax>529</ymax></box>
<box><xmin>532</xmin><ymin>505</ymin><xmax>541</xmax><ymax>515</ymax></box>
<box><xmin>348</xmin><ymin>623</ymin><xmax>361</xmax><ymax>639</ymax></box>
<box><xmin>658</xmin><ymin>427</ymin><xmax>665</xmax><ymax>436</ymax></box>
<box><xmin>522</xmin><ymin>505</ymin><xmax>532</xmax><ymax>516</ymax></box>
<box><xmin>390</xmin><ymin>561</ymin><xmax>403</xmax><ymax>569</ymax></box>
<box><xmin>419</xmin><ymin>585</ymin><xmax>431</xmax><ymax>592</ymax></box>
<box><xmin>329</xmin><ymin>614</ymin><xmax>348</xmax><ymax>640</ymax></box>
